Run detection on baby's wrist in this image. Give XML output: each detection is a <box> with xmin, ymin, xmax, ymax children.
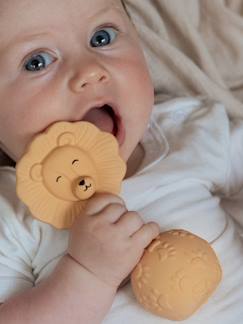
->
<box><xmin>63</xmin><ymin>253</ymin><xmax>119</xmax><ymax>293</ymax></box>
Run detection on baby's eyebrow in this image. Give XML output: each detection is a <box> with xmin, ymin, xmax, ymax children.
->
<box><xmin>86</xmin><ymin>5</ymin><xmax>124</xmax><ymax>21</ymax></box>
<box><xmin>12</xmin><ymin>32</ymin><xmax>50</xmax><ymax>44</ymax></box>
<box><xmin>0</xmin><ymin>31</ymin><xmax>53</xmax><ymax>54</ymax></box>
<box><xmin>0</xmin><ymin>5</ymin><xmax>125</xmax><ymax>52</ymax></box>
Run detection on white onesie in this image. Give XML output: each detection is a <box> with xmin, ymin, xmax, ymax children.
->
<box><xmin>0</xmin><ymin>97</ymin><xmax>243</xmax><ymax>323</ymax></box>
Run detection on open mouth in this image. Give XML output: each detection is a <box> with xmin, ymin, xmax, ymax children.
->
<box><xmin>103</xmin><ymin>104</ymin><xmax>118</xmax><ymax>137</ymax></box>
<box><xmin>83</xmin><ymin>104</ymin><xmax>120</xmax><ymax>139</ymax></box>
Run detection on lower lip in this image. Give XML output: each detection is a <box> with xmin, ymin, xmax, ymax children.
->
<box><xmin>114</xmin><ymin>116</ymin><xmax>125</xmax><ymax>146</ymax></box>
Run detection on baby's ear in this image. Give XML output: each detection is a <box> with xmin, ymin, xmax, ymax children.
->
<box><xmin>30</xmin><ymin>163</ymin><xmax>43</xmax><ymax>182</ymax></box>
<box><xmin>57</xmin><ymin>132</ymin><xmax>75</xmax><ymax>146</ymax></box>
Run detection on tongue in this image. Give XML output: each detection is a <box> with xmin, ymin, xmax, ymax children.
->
<box><xmin>82</xmin><ymin>108</ymin><xmax>114</xmax><ymax>133</ymax></box>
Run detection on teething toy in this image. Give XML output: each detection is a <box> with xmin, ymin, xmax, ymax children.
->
<box><xmin>16</xmin><ymin>121</ymin><xmax>126</xmax><ymax>229</ymax></box>
<box><xmin>16</xmin><ymin>120</ymin><xmax>222</xmax><ymax>320</ymax></box>
<box><xmin>131</xmin><ymin>229</ymin><xmax>222</xmax><ymax>321</ymax></box>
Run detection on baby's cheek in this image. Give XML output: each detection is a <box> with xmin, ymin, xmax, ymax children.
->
<box><xmin>131</xmin><ymin>58</ymin><xmax>154</xmax><ymax>105</ymax></box>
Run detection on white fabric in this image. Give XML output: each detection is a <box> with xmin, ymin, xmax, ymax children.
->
<box><xmin>0</xmin><ymin>97</ymin><xmax>243</xmax><ymax>323</ymax></box>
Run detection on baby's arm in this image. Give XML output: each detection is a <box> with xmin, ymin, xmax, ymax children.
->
<box><xmin>0</xmin><ymin>255</ymin><xmax>117</xmax><ymax>324</ymax></box>
<box><xmin>0</xmin><ymin>193</ymin><xmax>159</xmax><ymax>324</ymax></box>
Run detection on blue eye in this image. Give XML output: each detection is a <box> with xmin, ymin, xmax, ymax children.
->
<box><xmin>90</xmin><ymin>27</ymin><xmax>118</xmax><ymax>48</ymax></box>
<box><xmin>24</xmin><ymin>52</ymin><xmax>55</xmax><ymax>72</ymax></box>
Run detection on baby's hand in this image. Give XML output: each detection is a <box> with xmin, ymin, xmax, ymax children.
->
<box><xmin>67</xmin><ymin>193</ymin><xmax>160</xmax><ymax>289</ymax></box>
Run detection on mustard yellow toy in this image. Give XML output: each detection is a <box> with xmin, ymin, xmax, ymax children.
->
<box><xmin>131</xmin><ymin>229</ymin><xmax>222</xmax><ymax>321</ymax></box>
<box><xmin>16</xmin><ymin>121</ymin><xmax>222</xmax><ymax>321</ymax></box>
<box><xmin>16</xmin><ymin>121</ymin><xmax>126</xmax><ymax>229</ymax></box>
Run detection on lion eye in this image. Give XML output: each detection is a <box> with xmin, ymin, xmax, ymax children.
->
<box><xmin>72</xmin><ymin>159</ymin><xmax>79</xmax><ymax>165</ymax></box>
<box><xmin>56</xmin><ymin>176</ymin><xmax>62</xmax><ymax>182</ymax></box>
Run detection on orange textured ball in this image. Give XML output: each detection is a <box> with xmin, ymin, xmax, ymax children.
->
<box><xmin>131</xmin><ymin>229</ymin><xmax>222</xmax><ymax>321</ymax></box>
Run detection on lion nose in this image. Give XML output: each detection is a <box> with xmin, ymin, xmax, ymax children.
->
<box><xmin>79</xmin><ymin>179</ymin><xmax>85</xmax><ymax>186</ymax></box>
<box><xmin>73</xmin><ymin>176</ymin><xmax>96</xmax><ymax>200</ymax></box>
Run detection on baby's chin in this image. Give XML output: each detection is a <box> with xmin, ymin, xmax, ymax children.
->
<box><xmin>119</xmin><ymin>142</ymin><xmax>133</xmax><ymax>161</ymax></box>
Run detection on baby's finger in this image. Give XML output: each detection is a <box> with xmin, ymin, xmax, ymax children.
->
<box><xmin>115</xmin><ymin>211</ymin><xmax>144</xmax><ymax>236</ymax></box>
<box><xmin>84</xmin><ymin>192</ymin><xmax>125</xmax><ymax>216</ymax></box>
<box><xmin>131</xmin><ymin>222</ymin><xmax>160</xmax><ymax>248</ymax></box>
<box><xmin>97</xmin><ymin>203</ymin><xmax>128</xmax><ymax>223</ymax></box>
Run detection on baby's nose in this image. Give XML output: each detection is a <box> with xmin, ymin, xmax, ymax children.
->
<box><xmin>69</xmin><ymin>62</ymin><xmax>110</xmax><ymax>93</ymax></box>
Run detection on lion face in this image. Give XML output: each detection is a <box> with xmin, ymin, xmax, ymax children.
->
<box><xmin>16</xmin><ymin>121</ymin><xmax>126</xmax><ymax>229</ymax></box>
<box><xmin>31</xmin><ymin>146</ymin><xmax>97</xmax><ymax>202</ymax></box>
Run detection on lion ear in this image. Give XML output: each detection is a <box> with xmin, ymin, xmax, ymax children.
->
<box><xmin>57</xmin><ymin>132</ymin><xmax>76</xmax><ymax>146</ymax></box>
<box><xmin>30</xmin><ymin>163</ymin><xmax>43</xmax><ymax>182</ymax></box>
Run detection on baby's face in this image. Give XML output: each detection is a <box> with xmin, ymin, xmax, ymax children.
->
<box><xmin>0</xmin><ymin>0</ymin><xmax>154</xmax><ymax>162</ymax></box>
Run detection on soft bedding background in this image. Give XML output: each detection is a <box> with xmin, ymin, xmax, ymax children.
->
<box><xmin>125</xmin><ymin>0</ymin><xmax>243</xmax><ymax>118</ymax></box>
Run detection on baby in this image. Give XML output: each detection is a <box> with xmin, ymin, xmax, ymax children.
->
<box><xmin>1</xmin><ymin>0</ymin><xmax>243</xmax><ymax>324</ymax></box>
<box><xmin>0</xmin><ymin>0</ymin><xmax>160</xmax><ymax>323</ymax></box>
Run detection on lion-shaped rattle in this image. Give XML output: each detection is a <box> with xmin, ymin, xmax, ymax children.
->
<box><xmin>16</xmin><ymin>121</ymin><xmax>222</xmax><ymax>321</ymax></box>
<box><xmin>16</xmin><ymin>121</ymin><xmax>126</xmax><ymax>229</ymax></box>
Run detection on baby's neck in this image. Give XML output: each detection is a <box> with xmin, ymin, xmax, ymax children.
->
<box><xmin>125</xmin><ymin>143</ymin><xmax>144</xmax><ymax>178</ymax></box>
